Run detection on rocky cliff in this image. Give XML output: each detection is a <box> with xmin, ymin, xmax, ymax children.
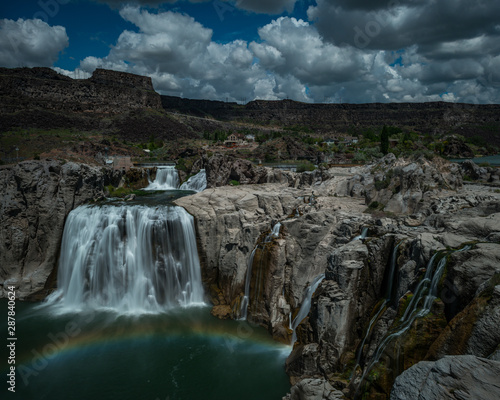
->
<box><xmin>0</xmin><ymin>160</ymin><xmax>123</xmax><ymax>300</ymax></box>
<box><xmin>176</xmin><ymin>154</ymin><xmax>500</xmax><ymax>399</ymax></box>
<box><xmin>0</xmin><ymin>67</ymin><xmax>196</xmax><ymax>142</ymax></box>
<box><xmin>162</xmin><ymin>96</ymin><xmax>500</xmax><ymax>146</ymax></box>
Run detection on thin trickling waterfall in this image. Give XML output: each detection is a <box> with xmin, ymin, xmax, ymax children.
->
<box><xmin>290</xmin><ymin>273</ymin><xmax>326</xmax><ymax>347</ymax></box>
<box><xmin>240</xmin><ymin>247</ymin><xmax>257</xmax><ymax>320</ymax></box>
<box><xmin>352</xmin><ymin>227</ymin><xmax>369</xmax><ymax>241</ymax></box>
<box><xmin>240</xmin><ymin>222</ymin><xmax>282</xmax><ymax>320</ymax></box>
<box><xmin>352</xmin><ymin>241</ymin><xmax>402</xmax><ymax>373</ymax></box>
<box><xmin>47</xmin><ymin>204</ymin><xmax>205</xmax><ymax>313</ymax></box>
<box><xmin>359</xmin><ymin>245</ymin><xmax>471</xmax><ymax>385</ymax></box>
<box><xmin>145</xmin><ymin>167</ymin><xmax>206</xmax><ymax>192</ymax></box>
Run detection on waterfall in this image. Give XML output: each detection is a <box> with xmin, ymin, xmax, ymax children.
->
<box><xmin>291</xmin><ymin>273</ymin><xmax>325</xmax><ymax>347</ymax></box>
<box><xmin>240</xmin><ymin>222</ymin><xmax>282</xmax><ymax>320</ymax></box>
<box><xmin>145</xmin><ymin>167</ymin><xmax>206</xmax><ymax>192</ymax></box>
<box><xmin>359</xmin><ymin>245</ymin><xmax>471</xmax><ymax>385</ymax></box>
<box><xmin>180</xmin><ymin>169</ymin><xmax>207</xmax><ymax>192</ymax></box>
<box><xmin>264</xmin><ymin>222</ymin><xmax>281</xmax><ymax>243</ymax></box>
<box><xmin>47</xmin><ymin>204</ymin><xmax>205</xmax><ymax>313</ymax></box>
<box><xmin>352</xmin><ymin>227</ymin><xmax>368</xmax><ymax>241</ymax></box>
<box><xmin>352</xmin><ymin>241</ymin><xmax>402</xmax><ymax>374</ymax></box>
<box><xmin>240</xmin><ymin>247</ymin><xmax>257</xmax><ymax>320</ymax></box>
<box><xmin>145</xmin><ymin>166</ymin><xmax>180</xmax><ymax>190</ymax></box>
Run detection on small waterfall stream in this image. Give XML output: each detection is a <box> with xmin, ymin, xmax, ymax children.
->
<box><xmin>353</xmin><ymin>241</ymin><xmax>402</xmax><ymax>372</ymax></box>
<box><xmin>359</xmin><ymin>244</ymin><xmax>472</xmax><ymax>385</ymax></box>
<box><xmin>240</xmin><ymin>222</ymin><xmax>282</xmax><ymax>320</ymax></box>
<box><xmin>290</xmin><ymin>273</ymin><xmax>326</xmax><ymax>347</ymax></box>
<box><xmin>145</xmin><ymin>167</ymin><xmax>207</xmax><ymax>192</ymax></box>
<box><xmin>47</xmin><ymin>204</ymin><xmax>205</xmax><ymax>313</ymax></box>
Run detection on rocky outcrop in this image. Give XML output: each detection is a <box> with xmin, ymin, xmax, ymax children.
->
<box><xmin>175</xmin><ymin>179</ymin><xmax>370</xmax><ymax>341</ymax></box>
<box><xmin>0</xmin><ymin>160</ymin><xmax>123</xmax><ymax>299</ymax></box>
<box><xmin>0</xmin><ymin>67</ymin><xmax>161</xmax><ymax>114</ymax></box>
<box><xmin>283</xmin><ymin>378</ymin><xmax>345</xmax><ymax>400</ymax></box>
<box><xmin>335</xmin><ymin>154</ymin><xmax>463</xmax><ymax>214</ymax></box>
<box><xmin>390</xmin><ymin>355</ymin><xmax>500</xmax><ymax>400</ymax></box>
<box><xmin>193</xmin><ymin>153</ymin><xmax>330</xmax><ymax>189</ymax></box>
<box><xmin>441</xmin><ymin>136</ymin><xmax>474</xmax><ymax>158</ymax></box>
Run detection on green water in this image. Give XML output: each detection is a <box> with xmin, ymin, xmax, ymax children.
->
<box><xmin>1</xmin><ymin>301</ymin><xmax>290</xmax><ymax>400</ymax></box>
<box><xmin>449</xmin><ymin>154</ymin><xmax>500</xmax><ymax>166</ymax></box>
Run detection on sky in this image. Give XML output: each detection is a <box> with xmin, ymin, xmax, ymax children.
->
<box><xmin>1</xmin><ymin>0</ymin><xmax>500</xmax><ymax>104</ymax></box>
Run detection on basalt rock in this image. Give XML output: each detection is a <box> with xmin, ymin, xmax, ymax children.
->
<box><xmin>390</xmin><ymin>355</ymin><xmax>500</xmax><ymax>400</ymax></box>
<box><xmin>0</xmin><ymin>160</ymin><xmax>123</xmax><ymax>299</ymax></box>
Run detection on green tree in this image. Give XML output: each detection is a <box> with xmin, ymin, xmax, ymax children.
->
<box><xmin>380</xmin><ymin>126</ymin><xmax>389</xmax><ymax>155</ymax></box>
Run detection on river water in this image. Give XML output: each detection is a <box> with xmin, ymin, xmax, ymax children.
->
<box><xmin>1</xmin><ymin>172</ymin><xmax>290</xmax><ymax>399</ymax></box>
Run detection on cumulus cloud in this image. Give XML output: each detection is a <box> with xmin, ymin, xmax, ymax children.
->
<box><xmin>0</xmin><ymin>18</ymin><xmax>68</xmax><ymax>68</ymax></box>
<box><xmin>69</xmin><ymin>3</ymin><xmax>500</xmax><ymax>104</ymax></box>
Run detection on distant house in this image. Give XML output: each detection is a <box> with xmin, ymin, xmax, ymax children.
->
<box><xmin>342</xmin><ymin>136</ymin><xmax>359</xmax><ymax>146</ymax></box>
<box><xmin>322</xmin><ymin>138</ymin><xmax>338</xmax><ymax>146</ymax></box>
<box><xmin>245</xmin><ymin>134</ymin><xmax>255</xmax><ymax>142</ymax></box>
<box><xmin>224</xmin><ymin>133</ymin><xmax>245</xmax><ymax>147</ymax></box>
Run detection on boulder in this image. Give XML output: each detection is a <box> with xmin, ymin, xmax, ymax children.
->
<box><xmin>390</xmin><ymin>355</ymin><xmax>500</xmax><ymax>400</ymax></box>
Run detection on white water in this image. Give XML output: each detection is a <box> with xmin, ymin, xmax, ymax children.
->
<box><xmin>264</xmin><ymin>222</ymin><xmax>281</xmax><ymax>243</ymax></box>
<box><xmin>291</xmin><ymin>273</ymin><xmax>325</xmax><ymax>347</ymax></box>
<box><xmin>180</xmin><ymin>169</ymin><xmax>207</xmax><ymax>192</ymax></box>
<box><xmin>145</xmin><ymin>167</ymin><xmax>207</xmax><ymax>192</ymax></box>
<box><xmin>47</xmin><ymin>204</ymin><xmax>205</xmax><ymax>313</ymax></box>
<box><xmin>352</xmin><ymin>227</ymin><xmax>369</xmax><ymax>241</ymax></box>
<box><xmin>145</xmin><ymin>166</ymin><xmax>180</xmax><ymax>190</ymax></box>
<box><xmin>240</xmin><ymin>247</ymin><xmax>257</xmax><ymax>320</ymax></box>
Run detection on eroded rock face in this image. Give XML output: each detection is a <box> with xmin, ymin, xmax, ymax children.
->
<box><xmin>390</xmin><ymin>356</ymin><xmax>500</xmax><ymax>400</ymax></box>
<box><xmin>175</xmin><ymin>181</ymin><xmax>370</xmax><ymax>341</ymax></box>
<box><xmin>283</xmin><ymin>378</ymin><xmax>345</xmax><ymax>400</ymax></box>
<box><xmin>0</xmin><ymin>160</ymin><xmax>122</xmax><ymax>299</ymax></box>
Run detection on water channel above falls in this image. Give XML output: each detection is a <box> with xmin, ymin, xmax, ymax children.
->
<box><xmin>1</xmin><ymin>176</ymin><xmax>290</xmax><ymax>400</ymax></box>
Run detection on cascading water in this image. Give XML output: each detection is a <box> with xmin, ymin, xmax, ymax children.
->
<box><xmin>145</xmin><ymin>166</ymin><xmax>180</xmax><ymax>190</ymax></box>
<box><xmin>145</xmin><ymin>167</ymin><xmax>207</xmax><ymax>192</ymax></box>
<box><xmin>47</xmin><ymin>204</ymin><xmax>205</xmax><ymax>313</ymax></box>
<box><xmin>358</xmin><ymin>244</ymin><xmax>471</xmax><ymax>385</ymax></box>
<box><xmin>352</xmin><ymin>241</ymin><xmax>402</xmax><ymax>373</ymax></box>
<box><xmin>240</xmin><ymin>247</ymin><xmax>257</xmax><ymax>320</ymax></box>
<box><xmin>240</xmin><ymin>222</ymin><xmax>282</xmax><ymax>320</ymax></box>
<box><xmin>180</xmin><ymin>169</ymin><xmax>207</xmax><ymax>192</ymax></box>
<box><xmin>352</xmin><ymin>227</ymin><xmax>369</xmax><ymax>241</ymax></box>
<box><xmin>290</xmin><ymin>273</ymin><xmax>325</xmax><ymax>347</ymax></box>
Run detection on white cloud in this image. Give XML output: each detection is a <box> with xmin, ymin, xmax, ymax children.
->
<box><xmin>64</xmin><ymin>5</ymin><xmax>500</xmax><ymax>104</ymax></box>
<box><xmin>0</xmin><ymin>18</ymin><xmax>68</xmax><ymax>68</ymax></box>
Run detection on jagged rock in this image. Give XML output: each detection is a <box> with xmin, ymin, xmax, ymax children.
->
<box><xmin>390</xmin><ymin>355</ymin><xmax>500</xmax><ymax>400</ymax></box>
<box><xmin>0</xmin><ymin>160</ymin><xmax>123</xmax><ymax>299</ymax></box>
<box><xmin>283</xmin><ymin>378</ymin><xmax>345</xmax><ymax>400</ymax></box>
<box><xmin>441</xmin><ymin>136</ymin><xmax>474</xmax><ymax>158</ymax></box>
<box><xmin>427</xmin><ymin>284</ymin><xmax>500</xmax><ymax>360</ymax></box>
<box><xmin>443</xmin><ymin>243</ymin><xmax>500</xmax><ymax>315</ymax></box>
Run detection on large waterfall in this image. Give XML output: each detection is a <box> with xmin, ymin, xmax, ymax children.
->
<box><xmin>48</xmin><ymin>204</ymin><xmax>205</xmax><ymax>313</ymax></box>
<box><xmin>145</xmin><ymin>167</ymin><xmax>207</xmax><ymax>192</ymax></box>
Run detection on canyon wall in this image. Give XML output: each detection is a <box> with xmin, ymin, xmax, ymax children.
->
<box><xmin>0</xmin><ymin>160</ymin><xmax>123</xmax><ymax>300</ymax></box>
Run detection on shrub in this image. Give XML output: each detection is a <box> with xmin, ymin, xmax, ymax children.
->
<box><xmin>369</xmin><ymin>201</ymin><xmax>380</xmax><ymax>209</ymax></box>
<box><xmin>230</xmin><ymin>180</ymin><xmax>240</xmax><ymax>186</ymax></box>
<box><xmin>296</xmin><ymin>161</ymin><xmax>315</xmax><ymax>173</ymax></box>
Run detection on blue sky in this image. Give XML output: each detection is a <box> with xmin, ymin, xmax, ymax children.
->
<box><xmin>1</xmin><ymin>1</ymin><xmax>499</xmax><ymax>103</ymax></box>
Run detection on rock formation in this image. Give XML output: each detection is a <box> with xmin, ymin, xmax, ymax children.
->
<box><xmin>0</xmin><ymin>160</ymin><xmax>123</xmax><ymax>299</ymax></box>
<box><xmin>176</xmin><ymin>154</ymin><xmax>500</xmax><ymax>399</ymax></box>
<box><xmin>390</xmin><ymin>355</ymin><xmax>500</xmax><ymax>400</ymax></box>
